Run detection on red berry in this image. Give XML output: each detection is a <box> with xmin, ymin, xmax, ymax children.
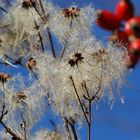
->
<box><xmin>129</xmin><ymin>39</ymin><xmax>140</xmax><ymax>55</ymax></box>
<box><xmin>126</xmin><ymin>53</ymin><xmax>139</xmax><ymax>68</ymax></box>
<box><xmin>116</xmin><ymin>0</ymin><xmax>134</xmax><ymax>21</ymax></box>
<box><xmin>96</xmin><ymin>10</ymin><xmax>121</xmax><ymax>30</ymax></box>
<box><xmin>109</xmin><ymin>30</ymin><xmax>129</xmax><ymax>46</ymax></box>
<box><xmin>125</xmin><ymin>17</ymin><xmax>140</xmax><ymax>37</ymax></box>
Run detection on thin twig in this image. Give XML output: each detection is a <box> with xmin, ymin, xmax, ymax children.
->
<box><xmin>34</xmin><ymin>18</ymin><xmax>45</xmax><ymax>52</ymax></box>
<box><xmin>60</xmin><ymin>40</ymin><xmax>68</xmax><ymax>60</ymax></box>
<box><xmin>0</xmin><ymin>6</ymin><xmax>8</xmax><ymax>13</ymax></box>
<box><xmin>88</xmin><ymin>100</ymin><xmax>91</xmax><ymax>140</ymax></box>
<box><xmin>0</xmin><ymin>121</ymin><xmax>22</xmax><ymax>140</ymax></box>
<box><xmin>47</xmin><ymin>29</ymin><xmax>56</xmax><ymax>58</ymax></box>
<box><xmin>90</xmin><ymin>81</ymin><xmax>102</xmax><ymax>101</ymax></box>
<box><xmin>38</xmin><ymin>0</ymin><xmax>45</xmax><ymax>14</ymax></box>
<box><xmin>0</xmin><ymin>24</ymin><xmax>10</xmax><ymax>29</ymax></box>
<box><xmin>69</xmin><ymin>76</ymin><xmax>88</xmax><ymax>124</ymax></box>
<box><xmin>21</xmin><ymin>112</ymin><xmax>27</xmax><ymax>140</ymax></box>
<box><xmin>82</xmin><ymin>80</ymin><xmax>102</xmax><ymax>140</ymax></box>
<box><xmin>34</xmin><ymin>0</ymin><xmax>56</xmax><ymax>57</ymax></box>
<box><xmin>2</xmin><ymin>56</ymin><xmax>47</xmax><ymax>95</ymax></box>
<box><xmin>69</xmin><ymin>118</ymin><xmax>78</xmax><ymax>140</ymax></box>
<box><xmin>82</xmin><ymin>82</ymin><xmax>91</xmax><ymax>140</ymax></box>
<box><xmin>49</xmin><ymin>119</ymin><xmax>57</xmax><ymax>132</ymax></box>
<box><xmin>0</xmin><ymin>106</ymin><xmax>22</xmax><ymax>140</ymax></box>
<box><xmin>63</xmin><ymin>117</ymin><xmax>72</xmax><ymax>140</ymax></box>
<box><xmin>60</xmin><ymin>46</ymin><xmax>66</xmax><ymax>60</ymax></box>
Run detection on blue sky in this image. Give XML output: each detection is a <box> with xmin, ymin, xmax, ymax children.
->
<box><xmin>46</xmin><ymin>0</ymin><xmax>140</xmax><ymax>140</ymax></box>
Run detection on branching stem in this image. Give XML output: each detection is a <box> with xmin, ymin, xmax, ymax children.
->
<box><xmin>69</xmin><ymin>76</ymin><xmax>88</xmax><ymax>124</ymax></box>
<box><xmin>0</xmin><ymin>105</ymin><xmax>22</xmax><ymax>140</ymax></box>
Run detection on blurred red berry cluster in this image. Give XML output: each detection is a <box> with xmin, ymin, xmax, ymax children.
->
<box><xmin>96</xmin><ymin>0</ymin><xmax>140</xmax><ymax>68</ymax></box>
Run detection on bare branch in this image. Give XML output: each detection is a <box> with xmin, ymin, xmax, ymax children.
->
<box><xmin>0</xmin><ymin>6</ymin><xmax>8</xmax><ymax>13</ymax></box>
<box><xmin>63</xmin><ymin>117</ymin><xmax>72</xmax><ymax>140</ymax></box>
<box><xmin>34</xmin><ymin>18</ymin><xmax>45</xmax><ymax>52</ymax></box>
<box><xmin>68</xmin><ymin>118</ymin><xmax>78</xmax><ymax>140</ymax></box>
<box><xmin>0</xmin><ymin>106</ymin><xmax>22</xmax><ymax>140</ymax></box>
<box><xmin>47</xmin><ymin>29</ymin><xmax>56</xmax><ymax>58</ymax></box>
<box><xmin>21</xmin><ymin>113</ymin><xmax>27</xmax><ymax>140</ymax></box>
<box><xmin>69</xmin><ymin>76</ymin><xmax>88</xmax><ymax>124</ymax></box>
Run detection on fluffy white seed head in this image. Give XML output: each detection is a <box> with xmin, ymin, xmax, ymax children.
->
<box><xmin>31</xmin><ymin>129</ymin><xmax>64</xmax><ymax>140</ymax></box>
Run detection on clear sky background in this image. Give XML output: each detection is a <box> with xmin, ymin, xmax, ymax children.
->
<box><xmin>44</xmin><ymin>0</ymin><xmax>140</xmax><ymax>140</ymax></box>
